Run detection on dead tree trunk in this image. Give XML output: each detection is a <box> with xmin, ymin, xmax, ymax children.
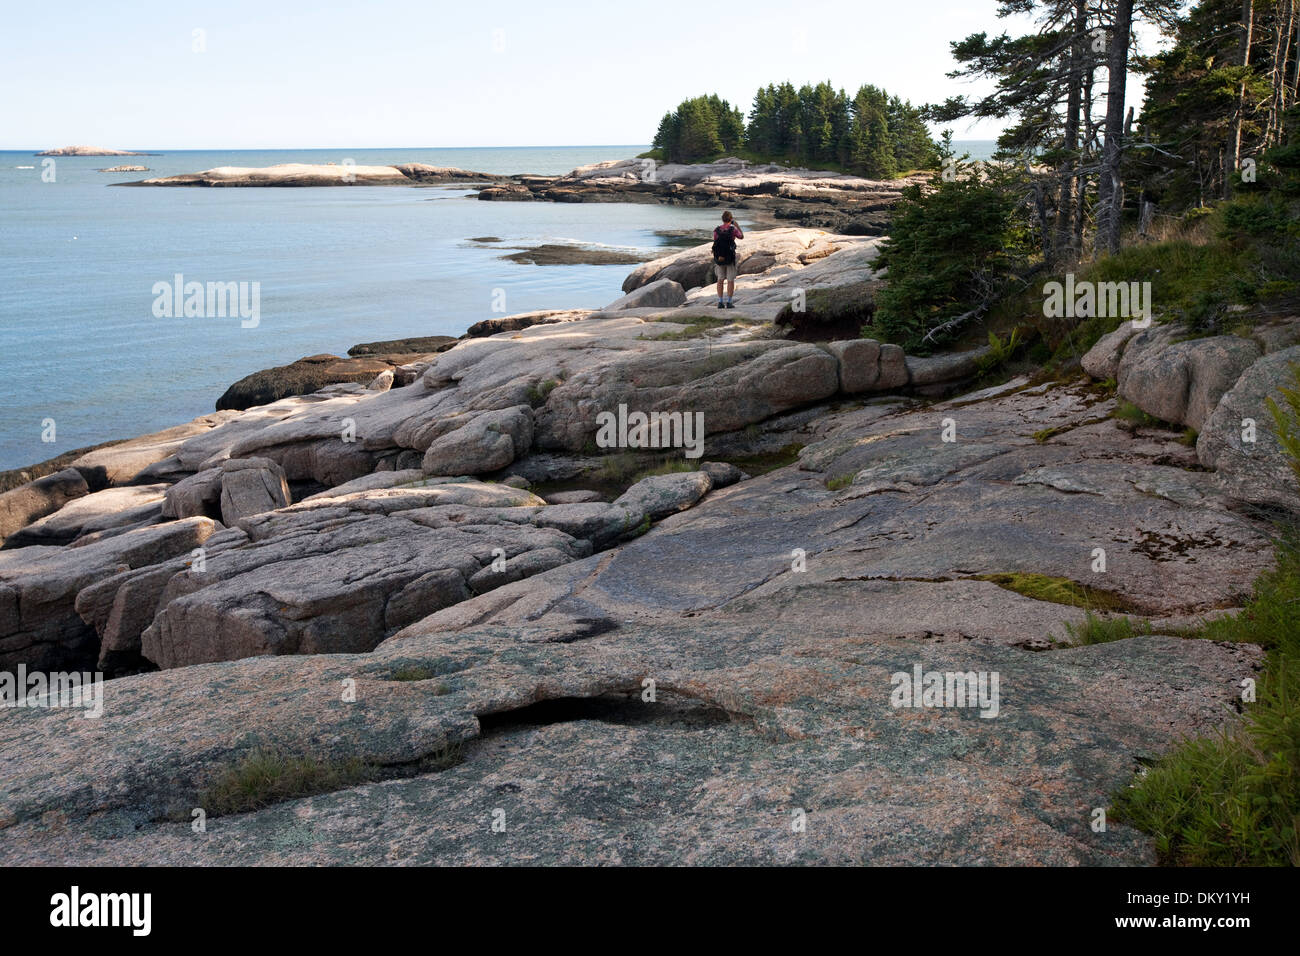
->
<box><xmin>1232</xmin><ymin>0</ymin><xmax>1256</xmax><ymax>182</ymax></box>
<box><xmin>1097</xmin><ymin>0</ymin><xmax>1134</xmax><ymax>257</ymax></box>
<box><xmin>1055</xmin><ymin>0</ymin><xmax>1088</xmax><ymax>264</ymax></box>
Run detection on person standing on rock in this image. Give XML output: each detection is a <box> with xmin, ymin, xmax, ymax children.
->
<box><xmin>712</xmin><ymin>211</ymin><xmax>744</xmax><ymax>309</ymax></box>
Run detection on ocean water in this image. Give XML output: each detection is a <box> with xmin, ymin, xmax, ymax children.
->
<box><xmin>0</xmin><ymin>142</ymin><xmax>995</xmax><ymax>473</ymax></box>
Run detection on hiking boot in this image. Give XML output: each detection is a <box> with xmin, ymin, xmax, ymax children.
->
<box><xmin>717</xmin><ymin>301</ymin><xmax>725</xmax><ymax>309</ymax></box>
<box><xmin>725</xmin><ymin>302</ymin><xmax>735</xmax><ymax>309</ymax></box>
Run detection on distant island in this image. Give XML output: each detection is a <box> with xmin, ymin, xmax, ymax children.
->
<box><xmin>97</xmin><ymin>165</ymin><xmax>150</xmax><ymax>173</ymax></box>
<box><xmin>122</xmin><ymin>162</ymin><xmax>506</xmax><ymax>187</ymax></box>
<box><xmin>35</xmin><ymin>145</ymin><xmax>158</xmax><ymax>156</ymax></box>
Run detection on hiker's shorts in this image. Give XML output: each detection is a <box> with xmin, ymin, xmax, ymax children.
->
<box><xmin>715</xmin><ymin>261</ymin><xmax>737</xmax><ymax>282</ymax></box>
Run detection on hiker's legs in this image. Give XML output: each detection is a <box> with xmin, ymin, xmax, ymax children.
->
<box><xmin>716</xmin><ymin>274</ymin><xmax>724</xmax><ymax>299</ymax></box>
<box><xmin>726</xmin><ymin>278</ymin><xmax>735</xmax><ymax>299</ymax></box>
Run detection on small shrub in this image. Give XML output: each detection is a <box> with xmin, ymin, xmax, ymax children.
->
<box><xmin>526</xmin><ymin>378</ymin><xmax>560</xmax><ymax>407</ymax></box>
<box><xmin>974</xmin><ymin>327</ymin><xmax>1025</xmax><ymax>378</ymax></box>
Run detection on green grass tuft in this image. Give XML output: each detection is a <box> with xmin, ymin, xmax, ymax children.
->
<box><xmin>198</xmin><ymin>743</ymin><xmax>465</xmax><ymax>818</ymax></box>
<box><xmin>974</xmin><ymin>572</ymin><xmax>1134</xmax><ymax>612</ymax></box>
<box><xmin>1111</xmin><ymin>400</ymin><xmax>1165</xmax><ymax>429</ymax></box>
<box><xmin>1065</xmin><ymin>611</ymin><xmax>1153</xmax><ymax>645</ymax></box>
<box><xmin>199</xmin><ymin>749</ymin><xmax>370</xmax><ymax>817</ymax></box>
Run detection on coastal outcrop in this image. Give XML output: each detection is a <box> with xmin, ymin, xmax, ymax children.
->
<box><xmin>119</xmin><ymin>156</ymin><xmax>928</xmax><ymax>234</ymax></box>
<box><xmin>0</xmin><ymin>228</ymin><xmax>1292</xmax><ymax>865</ymax></box>
<box><xmin>0</xmin><ymin>373</ymin><xmax>1270</xmax><ymax>864</ymax></box>
<box><xmin>0</xmin><ymin>229</ymin><xmax>1000</xmax><ymax>676</ymax></box>
<box><xmin>36</xmin><ymin>146</ymin><xmax>153</xmax><ymax>156</ymax></box>
<box><xmin>1080</xmin><ymin>317</ymin><xmax>1300</xmax><ymax>512</ymax></box>
<box><xmin>216</xmin><ymin>350</ymin><xmax>449</xmax><ymax>411</ymax></box>
<box><xmin>0</xmin><ymin>468</ymin><xmax>88</xmax><ymax>542</ymax></box>
<box><xmin>480</xmin><ymin>158</ymin><xmax>932</xmax><ymax>234</ymax></box>
<box><xmin>1197</xmin><ymin>345</ymin><xmax>1300</xmax><ymax>512</ymax></box>
<box><xmin>121</xmin><ymin>163</ymin><xmax>508</xmax><ymax>187</ymax></box>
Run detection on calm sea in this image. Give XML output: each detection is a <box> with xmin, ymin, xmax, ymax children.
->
<box><xmin>0</xmin><ymin>142</ymin><xmax>995</xmax><ymax>472</ymax></box>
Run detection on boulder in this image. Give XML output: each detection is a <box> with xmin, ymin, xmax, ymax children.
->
<box><xmin>477</xmin><ymin>183</ymin><xmax>536</xmax><ymax>201</ymax></box>
<box><xmin>531</xmin><ymin>503</ymin><xmax>643</xmax><ymax>548</ymax></box>
<box><xmin>877</xmin><ymin>344</ymin><xmax>909</xmax><ymax>389</ymax></box>
<box><xmin>0</xmin><ymin>517</ymin><xmax>219</xmax><ymax>672</ymax></box>
<box><xmin>699</xmin><ymin>462</ymin><xmax>748</xmax><ymax>488</ymax></box>
<box><xmin>621</xmin><ymin>229</ymin><xmax>847</xmax><ymax>294</ymax></box>
<box><xmin>161</xmin><ymin>468</ymin><xmax>223</xmax><ymax>519</ymax></box>
<box><xmin>1197</xmin><ymin>345</ymin><xmax>1300</xmax><ymax>512</ymax></box>
<box><xmin>905</xmin><ymin>347</ymin><xmax>992</xmax><ymax>388</ymax></box>
<box><xmin>613</xmin><ymin>471</ymin><xmax>713</xmax><ymax>521</ymax></box>
<box><xmin>4</xmin><ymin>484</ymin><xmax>167</xmax><ymax>547</ymax></box>
<box><xmin>216</xmin><ymin>353</ymin><xmax>419</xmax><ymax>411</ymax></box>
<box><xmin>463</xmin><ymin>310</ymin><xmax>587</xmax><ymax>338</ymax></box>
<box><xmin>71</xmin><ymin>414</ymin><xmax>240</xmax><ymax>486</ymax></box>
<box><xmin>218</xmin><ymin>458</ymin><xmax>291</xmax><ymax>524</ymax></box>
<box><xmin>606</xmin><ymin>279</ymin><xmax>687</xmax><ymax>311</ymax></box>
<box><xmin>1252</xmin><ymin>317</ymin><xmax>1300</xmax><ymax>354</ymax></box>
<box><xmin>1081</xmin><ymin>322</ymin><xmax>1140</xmax><ymax>379</ymax></box>
<box><xmin>543</xmin><ymin>490</ymin><xmax>605</xmax><ymax>504</ymax></box>
<box><xmin>422</xmin><ymin>406</ymin><xmax>534</xmax><ymax>476</ymax></box>
<box><xmin>829</xmin><ymin>339</ymin><xmax>882</xmax><ymax>394</ymax></box>
<box><xmin>348</xmin><ymin>336</ymin><xmax>459</xmax><ymax>356</ymax></box>
<box><xmin>1119</xmin><ymin>328</ymin><xmax>1261</xmax><ymax>430</ymax></box>
<box><xmin>161</xmin><ymin>457</ymin><xmax>291</xmax><ymax>524</ymax></box>
<box><xmin>537</xmin><ymin>341</ymin><xmax>840</xmax><ymax>452</ymax></box>
<box><xmin>136</xmin><ymin>492</ymin><xmax>591</xmax><ymax>669</ymax></box>
<box><xmin>774</xmin><ymin>281</ymin><xmax>879</xmax><ymax>340</ymax></box>
<box><xmin>467</xmin><ymin>547</ymin><xmax>573</xmax><ymax>594</ymax></box>
<box><xmin>0</xmin><ymin>469</ymin><xmax>89</xmax><ymax>542</ymax></box>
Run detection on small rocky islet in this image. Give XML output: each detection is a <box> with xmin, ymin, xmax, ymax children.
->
<box><xmin>1</xmin><ymin>165</ymin><xmax>1297</xmax><ymax>864</ymax></box>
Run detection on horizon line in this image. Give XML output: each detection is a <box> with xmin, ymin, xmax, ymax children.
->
<box><xmin>0</xmin><ymin>137</ymin><xmax>1000</xmax><ymax>152</ymax></box>
<box><xmin>0</xmin><ymin>143</ymin><xmax>655</xmax><ymax>152</ymax></box>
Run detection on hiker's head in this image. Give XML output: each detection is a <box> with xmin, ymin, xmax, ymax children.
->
<box><xmin>721</xmin><ymin>210</ymin><xmax>733</xmax><ymax>224</ymax></box>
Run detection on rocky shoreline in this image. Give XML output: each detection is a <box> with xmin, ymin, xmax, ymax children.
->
<box><xmin>35</xmin><ymin>145</ymin><xmax>157</xmax><ymax>156</ymax></box>
<box><xmin>1</xmin><ymin>226</ymin><xmax>1296</xmax><ymax>864</ymax></box>
<box><xmin>120</xmin><ymin>162</ymin><xmax>512</xmax><ymax>188</ymax></box>
<box><xmin>118</xmin><ymin>156</ymin><xmax>930</xmax><ymax>234</ymax></box>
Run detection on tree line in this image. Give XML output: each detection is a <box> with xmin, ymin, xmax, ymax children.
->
<box><xmin>651</xmin><ymin>82</ymin><xmax>940</xmax><ymax>178</ymax></box>
<box><xmin>872</xmin><ymin>0</ymin><xmax>1300</xmax><ymax>350</ymax></box>
<box><xmin>930</xmin><ymin>0</ymin><xmax>1299</xmax><ymax>263</ymax></box>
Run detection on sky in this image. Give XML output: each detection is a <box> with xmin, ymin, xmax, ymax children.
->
<box><xmin>0</xmin><ymin>0</ymin><xmax>1166</xmax><ymax>149</ymax></box>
